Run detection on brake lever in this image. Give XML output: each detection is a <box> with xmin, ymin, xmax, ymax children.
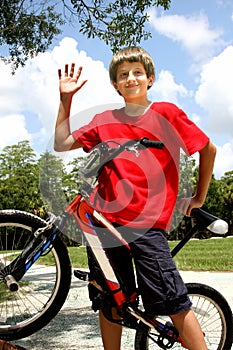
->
<box><xmin>125</xmin><ymin>139</ymin><xmax>151</xmax><ymax>157</ymax></box>
<box><xmin>125</xmin><ymin>144</ymin><xmax>140</xmax><ymax>157</ymax></box>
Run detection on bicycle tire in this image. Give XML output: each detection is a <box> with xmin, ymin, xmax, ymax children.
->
<box><xmin>0</xmin><ymin>210</ymin><xmax>72</xmax><ymax>341</ymax></box>
<box><xmin>134</xmin><ymin>282</ymin><xmax>233</xmax><ymax>350</ymax></box>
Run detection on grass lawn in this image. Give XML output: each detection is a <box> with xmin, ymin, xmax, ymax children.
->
<box><xmin>169</xmin><ymin>237</ymin><xmax>233</xmax><ymax>271</ymax></box>
<box><xmin>68</xmin><ymin>237</ymin><xmax>233</xmax><ymax>272</ymax></box>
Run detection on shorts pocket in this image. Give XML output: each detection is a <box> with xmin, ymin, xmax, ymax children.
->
<box><xmin>157</xmin><ymin>257</ymin><xmax>188</xmax><ymax>301</ymax></box>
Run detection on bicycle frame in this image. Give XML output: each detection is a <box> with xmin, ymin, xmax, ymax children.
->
<box><xmin>66</xmin><ymin>194</ymin><xmax>134</xmax><ymax>309</ymax></box>
<box><xmin>65</xmin><ymin>193</ymin><xmax>190</xmax><ymax>347</ymax></box>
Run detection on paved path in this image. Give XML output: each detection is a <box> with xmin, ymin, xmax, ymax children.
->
<box><xmin>181</xmin><ymin>270</ymin><xmax>233</xmax><ymax>309</ymax></box>
<box><xmin>11</xmin><ymin>270</ymin><xmax>233</xmax><ymax>349</ymax></box>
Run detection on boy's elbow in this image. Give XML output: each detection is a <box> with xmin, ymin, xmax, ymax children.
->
<box><xmin>54</xmin><ymin>138</ymin><xmax>83</xmax><ymax>152</ymax></box>
<box><xmin>208</xmin><ymin>141</ymin><xmax>217</xmax><ymax>158</ymax></box>
<box><xmin>200</xmin><ymin>141</ymin><xmax>217</xmax><ymax>158</ymax></box>
<box><xmin>54</xmin><ymin>143</ymin><xmax>61</xmax><ymax>152</ymax></box>
<box><xmin>53</xmin><ymin>140</ymin><xmax>70</xmax><ymax>152</ymax></box>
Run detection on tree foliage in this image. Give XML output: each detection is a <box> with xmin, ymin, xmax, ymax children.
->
<box><xmin>1</xmin><ymin>0</ymin><xmax>171</xmax><ymax>72</ymax></box>
<box><xmin>0</xmin><ymin>140</ymin><xmax>44</xmax><ymax>213</ymax></box>
<box><xmin>0</xmin><ymin>0</ymin><xmax>64</xmax><ymax>72</ymax></box>
<box><xmin>69</xmin><ymin>0</ymin><xmax>170</xmax><ymax>50</ymax></box>
<box><xmin>38</xmin><ymin>150</ymin><xmax>68</xmax><ymax>215</ymax></box>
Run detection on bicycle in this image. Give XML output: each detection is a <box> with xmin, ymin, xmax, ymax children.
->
<box><xmin>0</xmin><ymin>137</ymin><xmax>232</xmax><ymax>349</ymax></box>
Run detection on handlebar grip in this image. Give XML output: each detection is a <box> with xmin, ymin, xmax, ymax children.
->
<box><xmin>140</xmin><ymin>138</ymin><xmax>165</xmax><ymax>149</ymax></box>
<box><xmin>191</xmin><ymin>208</ymin><xmax>228</xmax><ymax>234</ymax></box>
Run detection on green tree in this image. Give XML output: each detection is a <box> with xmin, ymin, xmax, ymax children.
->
<box><xmin>39</xmin><ymin>150</ymin><xmax>84</xmax><ymax>245</ymax></box>
<box><xmin>1</xmin><ymin>0</ymin><xmax>171</xmax><ymax>72</ymax></box>
<box><xmin>39</xmin><ymin>150</ymin><xmax>68</xmax><ymax>214</ymax></box>
<box><xmin>0</xmin><ymin>140</ymin><xmax>44</xmax><ymax>213</ymax></box>
<box><xmin>70</xmin><ymin>0</ymin><xmax>171</xmax><ymax>51</ymax></box>
<box><xmin>169</xmin><ymin>153</ymin><xmax>196</xmax><ymax>240</ymax></box>
<box><xmin>63</xmin><ymin>156</ymin><xmax>88</xmax><ymax>200</ymax></box>
<box><xmin>202</xmin><ymin>175</ymin><xmax>222</xmax><ymax>217</ymax></box>
<box><xmin>61</xmin><ymin>155</ymin><xmax>92</xmax><ymax>245</ymax></box>
<box><xmin>218</xmin><ymin>171</ymin><xmax>233</xmax><ymax>235</ymax></box>
<box><xmin>0</xmin><ymin>0</ymin><xmax>64</xmax><ymax>72</ymax></box>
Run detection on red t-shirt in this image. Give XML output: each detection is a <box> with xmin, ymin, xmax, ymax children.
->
<box><xmin>72</xmin><ymin>102</ymin><xmax>209</xmax><ymax>230</ymax></box>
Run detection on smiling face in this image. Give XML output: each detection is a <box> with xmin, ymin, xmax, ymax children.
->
<box><xmin>113</xmin><ymin>61</ymin><xmax>154</xmax><ymax>105</ymax></box>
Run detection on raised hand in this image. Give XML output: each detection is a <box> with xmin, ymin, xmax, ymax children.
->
<box><xmin>58</xmin><ymin>63</ymin><xmax>87</xmax><ymax>96</ymax></box>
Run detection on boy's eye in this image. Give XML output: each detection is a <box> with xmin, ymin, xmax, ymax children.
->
<box><xmin>120</xmin><ymin>72</ymin><xmax>127</xmax><ymax>78</ymax></box>
<box><xmin>119</xmin><ymin>71</ymin><xmax>142</xmax><ymax>78</ymax></box>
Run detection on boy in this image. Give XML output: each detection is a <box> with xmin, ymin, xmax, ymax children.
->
<box><xmin>54</xmin><ymin>46</ymin><xmax>216</xmax><ymax>349</ymax></box>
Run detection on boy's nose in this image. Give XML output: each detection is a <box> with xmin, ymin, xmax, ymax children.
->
<box><xmin>127</xmin><ymin>71</ymin><xmax>136</xmax><ymax>82</ymax></box>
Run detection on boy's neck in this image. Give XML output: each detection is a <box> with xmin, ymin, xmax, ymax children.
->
<box><xmin>124</xmin><ymin>101</ymin><xmax>152</xmax><ymax>117</ymax></box>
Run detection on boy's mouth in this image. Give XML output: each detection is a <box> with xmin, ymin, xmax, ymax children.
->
<box><xmin>126</xmin><ymin>84</ymin><xmax>139</xmax><ymax>88</ymax></box>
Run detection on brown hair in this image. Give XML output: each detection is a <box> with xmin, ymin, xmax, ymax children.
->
<box><xmin>109</xmin><ymin>46</ymin><xmax>155</xmax><ymax>88</ymax></box>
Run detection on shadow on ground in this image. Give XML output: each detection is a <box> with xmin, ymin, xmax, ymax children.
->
<box><xmin>13</xmin><ymin>306</ymin><xmax>101</xmax><ymax>350</ymax></box>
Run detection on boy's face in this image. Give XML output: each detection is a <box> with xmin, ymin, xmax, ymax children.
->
<box><xmin>113</xmin><ymin>61</ymin><xmax>154</xmax><ymax>103</ymax></box>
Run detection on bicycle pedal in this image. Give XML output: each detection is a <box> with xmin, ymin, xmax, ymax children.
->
<box><xmin>74</xmin><ymin>269</ymin><xmax>89</xmax><ymax>281</ymax></box>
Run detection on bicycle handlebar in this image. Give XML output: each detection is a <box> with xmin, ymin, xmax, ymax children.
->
<box><xmin>80</xmin><ymin>138</ymin><xmax>165</xmax><ymax>178</ymax></box>
<box><xmin>78</xmin><ymin>138</ymin><xmax>228</xmax><ymax>235</ymax></box>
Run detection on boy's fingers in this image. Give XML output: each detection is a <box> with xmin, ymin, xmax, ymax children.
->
<box><xmin>58</xmin><ymin>69</ymin><xmax>62</xmax><ymax>79</ymax></box>
<box><xmin>76</xmin><ymin>66</ymin><xmax>83</xmax><ymax>79</ymax></box>
<box><xmin>70</xmin><ymin>63</ymin><xmax>75</xmax><ymax>77</ymax></box>
<box><xmin>79</xmin><ymin>79</ymin><xmax>88</xmax><ymax>89</ymax></box>
<box><xmin>64</xmin><ymin>64</ymin><xmax>69</xmax><ymax>76</ymax></box>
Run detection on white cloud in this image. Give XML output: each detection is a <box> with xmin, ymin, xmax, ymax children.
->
<box><xmin>148</xmin><ymin>61</ymin><xmax>233</xmax><ymax>179</ymax></box>
<box><xmin>20</xmin><ymin>37</ymin><xmax>121</xmax><ymax>137</ymax></box>
<box><xmin>149</xmin><ymin>9</ymin><xmax>224</xmax><ymax>62</ymax></box>
<box><xmin>150</xmin><ymin>70</ymin><xmax>188</xmax><ymax>104</ymax></box>
<box><xmin>195</xmin><ymin>46</ymin><xmax>233</xmax><ymax>137</ymax></box>
<box><xmin>214</xmin><ymin>141</ymin><xmax>233</xmax><ymax>178</ymax></box>
<box><xmin>191</xmin><ymin>113</ymin><xmax>201</xmax><ymax>125</ymax></box>
<box><xmin>0</xmin><ymin>37</ymin><xmax>121</xmax><ymax>154</ymax></box>
<box><xmin>0</xmin><ymin>63</ymin><xmax>24</xmax><ymax>115</ymax></box>
<box><xmin>190</xmin><ymin>140</ymin><xmax>233</xmax><ymax>179</ymax></box>
<box><xmin>0</xmin><ymin>114</ymin><xmax>31</xmax><ymax>150</ymax></box>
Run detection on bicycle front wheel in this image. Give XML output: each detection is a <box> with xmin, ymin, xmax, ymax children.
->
<box><xmin>135</xmin><ymin>282</ymin><xmax>233</xmax><ymax>350</ymax></box>
<box><xmin>0</xmin><ymin>210</ymin><xmax>72</xmax><ymax>341</ymax></box>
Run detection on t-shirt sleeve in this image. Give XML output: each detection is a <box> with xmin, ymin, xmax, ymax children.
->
<box><xmin>72</xmin><ymin>115</ymin><xmax>101</xmax><ymax>152</ymax></box>
<box><xmin>168</xmin><ymin>104</ymin><xmax>210</xmax><ymax>155</ymax></box>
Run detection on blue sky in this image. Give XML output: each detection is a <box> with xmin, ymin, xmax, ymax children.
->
<box><xmin>0</xmin><ymin>0</ymin><xmax>233</xmax><ymax>178</ymax></box>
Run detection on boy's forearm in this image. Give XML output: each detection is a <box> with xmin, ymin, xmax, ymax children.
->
<box><xmin>54</xmin><ymin>95</ymin><xmax>79</xmax><ymax>151</ymax></box>
<box><xmin>194</xmin><ymin>141</ymin><xmax>216</xmax><ymax>204</ymax></box>
<box><xmin>54</xmin><ymin>63</ymin><xmax>87</xmax><ymax>152</ymax></box>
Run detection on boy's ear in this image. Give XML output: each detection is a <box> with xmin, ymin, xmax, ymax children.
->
<box><xmin>112</xmin><ymin>81</ymin><xmax>122</xmax><ymax>96</ymax></box>
<box><xmin>112</xmin><ymin>81</ymin><xmax>118</xmax><ymax>91</ymax></box>
<box><xmin>148</xmin><ymin>75</ymin><xmax>155</xmax><ymax>87</ymax></box>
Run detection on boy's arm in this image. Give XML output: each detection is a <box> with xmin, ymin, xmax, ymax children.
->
<box><xmin>54</xmin><ymin>64</ymin><xmax>87</xmax><ymax>152</ymax></box>
<box><xmin>178</xmin><ymin>141</ymin><xmax>217</xmax><ymax>216</ymax></box>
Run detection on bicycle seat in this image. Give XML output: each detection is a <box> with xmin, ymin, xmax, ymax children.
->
<box><xmin>191</xmin><ymin>208</ymin><xmax>228</xmax><ymax>235</ymax></box>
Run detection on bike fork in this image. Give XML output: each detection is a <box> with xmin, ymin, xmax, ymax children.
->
<box><xmin>1</xmin><ymin>224</ymin><xmax>59</xmax><ymax>292</ymax></box>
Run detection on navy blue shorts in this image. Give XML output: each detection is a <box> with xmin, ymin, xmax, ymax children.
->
<box><xmin>87</xmin><ymin>228</ymin><xmax>191</xmax><ymax>317</ymax></box>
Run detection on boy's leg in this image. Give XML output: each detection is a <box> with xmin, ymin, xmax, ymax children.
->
<box><xmin>99</xmin><ymin>309</ymin><xmax>122</xmax><ymax>350</ymax></box>
<box><xmin>170</xmin><ymin>308</ymin><xmax>208</xmax><ymax>350</ymax></box>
